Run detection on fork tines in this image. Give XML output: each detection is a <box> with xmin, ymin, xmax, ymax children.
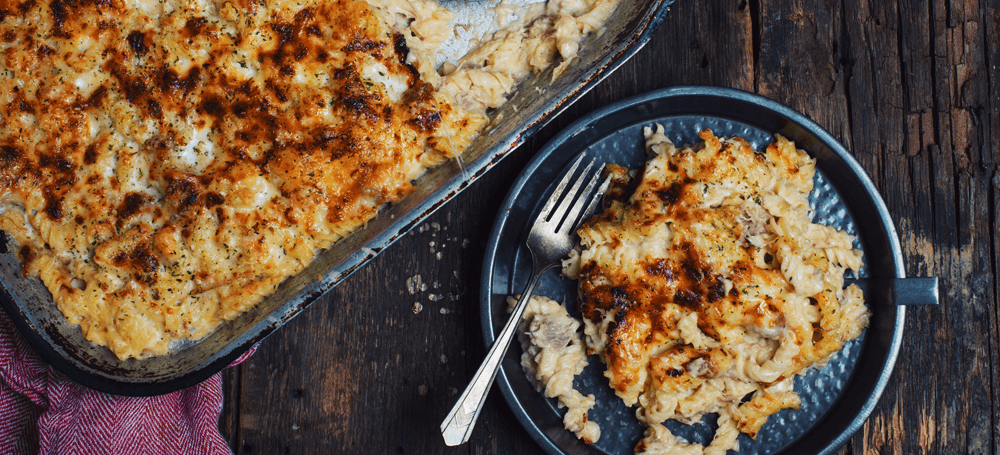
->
<box><xmin>539</xmin><ymin>154</ymin><xmax>611</xmax><ymax>234</ymax></box>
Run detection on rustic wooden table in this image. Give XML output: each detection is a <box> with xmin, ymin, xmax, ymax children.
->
<box><xmin>220</xmin><ymin>1</ymin><xmax>1000</xmax><ymax>453</ymax></box>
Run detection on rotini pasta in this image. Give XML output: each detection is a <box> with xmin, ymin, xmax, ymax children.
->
<box><xmin>519</xmin><ymin>126</ymin><xmax>869</xmax><ymax>453</ymax></box>
<box><xmin>513</xmin><ymin>295</ymin><xmax>601</xmax><ymax>444</ymax></box>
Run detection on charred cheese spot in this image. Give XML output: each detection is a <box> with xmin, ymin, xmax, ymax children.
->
<box><xmin>182</xmin><ymin>17</ymin><xmax>207</xmax><ymax>37</ymax></box>
<box><xmin>408</xmin><ymin>110</ymin><xmax>441</xmax><ymax>133</ymax></box>
<box><xmin>74</xmin><ymin>85</ymin><xmax>107</xmax><ymax>111</ymax></box>
<box><xmin>126</xmin><ymin>30</ymin><xmax>147</xmax><ymax>54</ymax></box>
<box><xmin>0</xmin><ymin>145</ymin><xmax>27</xmax><ymax>187</ymax></box>
<box><xmin>116</xmin><ymin>192</ymin><xmax>147</xmax><ymax>229</ymax></box>
<box><xmin>111</xmin><ymin>241</ymin><xmax>160</xmax><ymax>284</ymax></box>
<box><xmin>205</xmin><ymin>192</ymin><xmax>225</xmax><ymax>207</ymax></box>
<box><xmin>655</xmin><ymin>179</ymin><xmax>687</xmax><ymax>205</ymax></box>
<box><xmin>644</xmin><ymin>259</ymin><xmax>675</xmax><ymax>280</ymax></box>
<box><xmin>43</xmin><ymin>189</ymin><xmax>64</xmax><ymax>220</ymax></box>
<box><xmin>18</xmin><ymin>245</ymin><xmax>34</xmax><ymax>275</ymax></box>
<box><xmin>198</xmin><ymin>95</ymin><xmax>227</xmax><ymax>123</ymax></box>
<box><xmin>165</xmin><ymin>175</ymin><xmax>201</xmax><ymax>214</ymax></box>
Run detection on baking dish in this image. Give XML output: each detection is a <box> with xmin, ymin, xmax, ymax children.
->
<box><xmin>0</xmin><ymin>0</ymin><xmax>675</xmax><ymax>395</ymax></box>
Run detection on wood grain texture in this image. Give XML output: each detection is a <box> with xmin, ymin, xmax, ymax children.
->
<box><xmin>219</xmin><ymin>1</ymin><xmax>998</xmax><ymax>453</ymax></box>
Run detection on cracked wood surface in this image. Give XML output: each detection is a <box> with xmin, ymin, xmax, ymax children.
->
<box><xmin>220</xmin><ymin>0</ymin><xmax>999</xmax><ymax>453</ymax></box>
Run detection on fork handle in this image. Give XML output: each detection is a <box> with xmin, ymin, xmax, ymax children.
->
<box><xmin>440</xmin><ymin>261</ymin><xmax>552</xmax><ymax>446</ymax></box>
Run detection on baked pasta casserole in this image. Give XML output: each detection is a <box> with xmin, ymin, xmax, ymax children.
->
<box><xmin>0</xmin><ymin>0</ymin><xmax>620</xmax><ymax>359</ymax></box>
<box><xmin>520</xmin><ymin>126</ymin><xmax>869</xmax><ymax>454</ymax></box>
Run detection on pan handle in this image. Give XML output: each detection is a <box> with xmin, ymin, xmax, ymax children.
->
<box><xmin>844</xmin><ymin>277</ymin><xmax>939</xmax><ymax>306</ymax></box>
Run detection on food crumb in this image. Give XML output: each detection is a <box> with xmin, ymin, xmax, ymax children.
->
<box><xmin>435</xmin><ymin>252</ymin><xmax>442</xmax><ymax>260</ymax></box>
<box><xmin>448</xmin><ymin>387</ymin><xmax>458</xmax><ymax>396</ymax></box>
<box><xmin>462</xmin><ymin>238</ymin><xmax>470</xmax><ymax>248</ymax></box>
<box><xmin>440</xmin><ymin>354</ymin><xmax>448</xmax><ymax>363</ymax></box>
<box><xmin>412</xmin><ymin>302</ymin><xmax>423</xmax><ymax>314</ymax></box>
<box><xmin>418</xmin><ymin>385</ymin><xmax>428</xmax><ymax>395</ymax></box>
<box><xmin>433</xmin><ymin>280</ymin><xmax>440</xmax><ymax>289</ymax></box>
<box><xmin>431</xmin><ymin>222</ymin><xmax>440</xmax><ymax>230</ymax></box>
<box><xmin>406</xmin><ymin>275</ymin><xmax>423</xmax><ymax>295</ymax></box>
<box><xmin>292</xmin><ymin>424</ymin><xmax>299</xmax><ymax>430</ymax></box>
<box><xmin>440</xmin><ymin>308</ymin><xmax>450</xmax><ymax>314</ymax></box>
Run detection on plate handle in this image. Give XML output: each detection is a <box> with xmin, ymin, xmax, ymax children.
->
<box><xmin>845</xmin><ymin>277</ymin><xmax>939</xmax><ymax>306</ymax></box>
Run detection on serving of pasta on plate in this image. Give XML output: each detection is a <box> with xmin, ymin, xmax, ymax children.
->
<box><xmin>516</xmin><ymin>124</ymin><xmax>870</xmax><ymax>454</ymax></box>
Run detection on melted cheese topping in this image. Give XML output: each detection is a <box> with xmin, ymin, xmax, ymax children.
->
<box><xmin>0</xmin><ymin>0</ymin><xmax>623</xmax><ymax>360</ymax></box>
<box><xmin>0</xmin><ymin>0</ymin><xmax>490</xmax><ymax>359</ymax></box>
<box><xmin>563</xmin><ymin>127</ymin><xmax>869</xmax><ymax>453</ymax></box>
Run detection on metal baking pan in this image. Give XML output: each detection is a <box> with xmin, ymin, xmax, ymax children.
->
<box><xmin>481</xmin><ymin>87</ymin><xmax>938</xmax><ymax>454</ymax></box>
<box><xmin>0</xmin><ymin>0</ymin><xmax>675</xmax><ymax>396</ymax></box>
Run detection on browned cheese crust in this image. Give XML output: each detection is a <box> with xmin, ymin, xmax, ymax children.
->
<box><xmin>0</xmin><ymin>0</ymin><xmax>483</xmax><ymax>358</ymax></box>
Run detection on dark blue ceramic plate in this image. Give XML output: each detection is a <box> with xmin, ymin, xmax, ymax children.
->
<box><xmin>480</xmin><ymin>87</ymin><xmax>906</xmax><ymax>455</ymax></box>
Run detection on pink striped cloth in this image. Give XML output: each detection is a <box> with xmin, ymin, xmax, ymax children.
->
<box><xmin>0</xmin><ymin>310</ymin><xmax>252</xmax><ymax>455</ymax></box>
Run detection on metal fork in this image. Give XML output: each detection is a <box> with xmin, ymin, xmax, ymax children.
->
<box><xmin>440</xmin><ymin>154</ymin><xmax>612</xmax><ymax>446</ymax></box>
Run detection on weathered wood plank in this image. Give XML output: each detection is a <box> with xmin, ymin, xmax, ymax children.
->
<box><xmin>621</xmin><ymin>0</ymin><xmax>753</xmax><ymax>92</ymax></box>
<box><xmin>987</xmin><ymin>2</ymin><xmax>1000</xmax><ymax>454</ymax></box>
<box><xmin>962</xmin><ymin>2</ymin><xmax>996</xmax><ymax>453</ymax></box>
<box><xmin>756</xmin><ymin>0</ymin><xmax>853</xmax><ymax>151</ymax></box>
<box><xmin>219</xmin><ymin>366</ymin><xmax>241</xmax><ymax>453</ymax></box>
<box><xmin>933</xmin><ymin>1</ymin><xmax>993</xmax><ymax>452</ymax></box>
<box><xmin>856</xmin><ymin>0</ymin><xmax>1000</xmax><ymax>453</ymax></box>
<box><xmin>958</xmin><ymin>2</ymin><xmax>998</xmax><ymax>454</ymax></box>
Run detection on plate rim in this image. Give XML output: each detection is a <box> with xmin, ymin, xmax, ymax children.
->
<box><xmin>478</xmin><ymin>85</ymin><xmax>906</xmax><ymax>455</ymax></box>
